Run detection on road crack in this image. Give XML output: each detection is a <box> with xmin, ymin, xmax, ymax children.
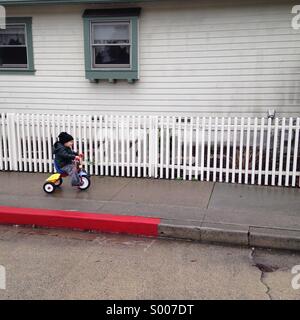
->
<box><xmin>248</xmin><ymin>247</ymin><xmax>276</xmax><ymax>300</ymax></box>
<box><xmin>259</xmin><ymin>269</ymin><xmax>272</xmax><ymax>300</ymax></box>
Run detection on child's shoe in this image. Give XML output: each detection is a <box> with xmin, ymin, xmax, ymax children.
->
<box><xmin>77</xmin><ymin>181</ymin><xmax>84</xmax><ymax>188</ymax></box>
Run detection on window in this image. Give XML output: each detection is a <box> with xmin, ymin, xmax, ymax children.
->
<box><xmin>0</xmin><ymin>17</ymin><xmax>34</xmax><ymax>74</ymax></box>
<box><xmin>0</xmin><ymin>25</ymin><xmax>27</xmax><ymax>67</ymax></box>
<box><xmin>92</xmin><ymin>22</ymin><xmax>131</xmax><ymax>68</ymax></box>
<box><xmin>83</xmin><ymin>8</ymin><xmax>140</xmax><ymax>82</ymax></box>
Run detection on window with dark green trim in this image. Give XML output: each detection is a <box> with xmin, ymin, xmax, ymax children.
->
<box><xmin>0</xmin><ymin>17</ymin><xmax>35</xmax><ymax>74</ymax></box>
<box><xmin>83</xmin><ymin>8</ymin><xmax>140</xmax><ymax>83</ymax></box>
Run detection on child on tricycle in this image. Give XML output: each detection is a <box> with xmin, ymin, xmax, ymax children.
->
<box><xmin>43</xmin><ymin>132</ymin><xmax>90</xmax><ymax>194</ymax></box>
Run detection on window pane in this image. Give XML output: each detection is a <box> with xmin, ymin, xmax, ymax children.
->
<box><xmin>93</xmin><ymin>45</ymin><xmax>130</xmax><ymax>66</ymax></box>
<box><xmin>0</xmin><ymin>25</ymin><xmax>26</xmax><ymax>46</ymax></box>
<box><xmin>93</xmin><ymin>23</ymin><xmax>129</xmax><ymax>44</ymax></box>
<box><xmin>0</xmin><ymin>47</ymin><xmax>27</xmax><ymax>67</ymax></box>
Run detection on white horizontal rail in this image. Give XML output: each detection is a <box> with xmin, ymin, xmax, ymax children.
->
<box><xmin>0</xmin><ymin>113</ymin><xmax>299</xmax><ymax>188</ymax></box>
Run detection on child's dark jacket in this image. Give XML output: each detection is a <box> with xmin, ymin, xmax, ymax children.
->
<box><xmin>53</xmin><ymin>142</ymin><xmax>78</xmax><ymax>168</ymax></box>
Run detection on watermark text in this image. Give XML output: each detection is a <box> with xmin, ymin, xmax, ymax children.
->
<box><xmin>291</xmin><ymin>265</ymin><xmax>300</xmax><ymax>290</ymax></box>
<box><xmin>0</xmin><ymin>5</ymin><xmax>5</xmax><ymax>29</ymax></box>
<box><xmin>292</xmin><ymin>5</ymin><xmax>300</xmax><ymax>29</ymax></box>
<box><xmin>0</xmin><ymin>265</ymin><xmax>6</xmax><ymax>290</ymax></box>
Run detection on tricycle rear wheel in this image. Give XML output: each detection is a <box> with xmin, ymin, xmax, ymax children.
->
<box><xmin>54</xmin><ymin>177</ymin><xmax>63</xmax><ymax>187</ymax></box>
<box><xmin>43</xmin><ymin>182</ymin><xmax>56</xmax><ymax>194</ymax></box>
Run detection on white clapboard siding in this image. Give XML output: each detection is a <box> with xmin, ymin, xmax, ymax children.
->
<box><xmin>0</xmin><ymin>0</ymin><xmax>299</xmax><ymax>117</ymax></box>
<box><xmin>0</xmin><ymin>112</ymin><xmax>299</xmax><ymax>188</ymax></box>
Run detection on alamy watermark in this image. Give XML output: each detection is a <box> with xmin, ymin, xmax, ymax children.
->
<box><xmin>291</xmin><ymin>265</ymin><xmax>300</xmax><ymax>290</ymax></box>
<box><xmin>292</xmin><ymin>5</ymin><xmax>300</xmax><ymax>29</ymax></box>
<box><xmin>0</xmin><ymin>265</ymin><xmax>6</xmax><ymax>290</ymax></box>
<box><xmin>0</xmin><ymin>5</ymin><xmax>5</xmax><ymax>29</ymax></box>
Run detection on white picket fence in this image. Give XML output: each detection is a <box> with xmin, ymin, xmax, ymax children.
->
<box><xmin>0</xmin><ymin>113</ymin><xmax>299</xmax><ymax>187</ymax></box>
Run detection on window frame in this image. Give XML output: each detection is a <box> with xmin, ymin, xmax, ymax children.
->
<box><xmin>0</xmin><ymin>17</ymin><xmax>35</xmax><ymax>74</ymax></box>
<box><xmin>83</xmin><ymin>9</ymin><xmax>140</xmax><ymax>82</ymax></box>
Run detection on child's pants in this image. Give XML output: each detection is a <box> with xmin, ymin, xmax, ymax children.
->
<box><xmin>61</xmin><ymin>164</ymin><xmax>81</xmax><ymax>186</ymax></box>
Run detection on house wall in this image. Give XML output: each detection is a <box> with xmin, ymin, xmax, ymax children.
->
<box><xmin>1</xmin><ymin>0</ymin><xmax>300</xmax><ymax>117</ymax></box>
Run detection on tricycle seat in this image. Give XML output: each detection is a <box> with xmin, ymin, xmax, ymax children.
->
<box><xmin>54</xmin><ymin>160</ymin><xmax>67</xmax><ymax>175</ymax></box>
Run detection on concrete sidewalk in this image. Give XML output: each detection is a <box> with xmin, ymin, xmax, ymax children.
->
<box><xmin>0</xmin><ymin>172</ymin><xmax>300</xmax><ymax>250</ymax></box>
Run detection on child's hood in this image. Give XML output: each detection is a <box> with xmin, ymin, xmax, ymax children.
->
<box><xmin>53</xmin><ymin>141</ymin><xmax>67</xmax><ymax>154</ymax></box>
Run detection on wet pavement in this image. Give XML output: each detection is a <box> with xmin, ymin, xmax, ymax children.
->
<box><xmin>0</xmin><ymin>172</ymin><xmax>300</xmax><ymax>299</ymax></box>
<box><xmin>0</xmin><ymin>171</ymin><xmax>299</xmax><ymax>232</ymax></box>
<box><xmin>0</xmin><ymin>226</ymin><xmax>299</xmax><ymax>300</ymax></box>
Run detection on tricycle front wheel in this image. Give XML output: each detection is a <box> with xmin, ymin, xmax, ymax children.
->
<box><xmin>78</xmin><ymin>176</ymin><xmax>90</xmax><ymax>191</ymax></box>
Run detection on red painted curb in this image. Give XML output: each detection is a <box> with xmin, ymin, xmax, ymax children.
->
<box><xmin>0</xmin><ymin>206</ymin><xmax>160</xmax><ymax>237</ymax></box>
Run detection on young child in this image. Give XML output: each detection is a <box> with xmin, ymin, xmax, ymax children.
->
<box><xmin>53</xmin><ymin>132</ymin><xmax>82</xmax><ymax>186</ymax></box>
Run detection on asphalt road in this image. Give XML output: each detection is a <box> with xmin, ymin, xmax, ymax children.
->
<box><xmin>0</xmin><ymin>225</ymin><xmax>299</xmax><ymax>300</ymax></box>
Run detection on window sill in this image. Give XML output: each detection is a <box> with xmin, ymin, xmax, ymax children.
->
<box><xmin>0</xmin><ymin>69</ymin><xmax>36</xmax><ymax>75</ymax></box>
<box><xmin>86</xmin><ymin>69</ymin><xmax>138</xmax><ymax>83</ymax></box>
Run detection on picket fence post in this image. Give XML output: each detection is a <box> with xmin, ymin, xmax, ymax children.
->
<box><xmin>148</xmin><ymin>116</ymin><xmax>156</xmax><ymax>177</ymax></box>
<box><xmin>6</xmin><ymin>113</ymin><xmax>18</xmax><ymax>171</ymax></box>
